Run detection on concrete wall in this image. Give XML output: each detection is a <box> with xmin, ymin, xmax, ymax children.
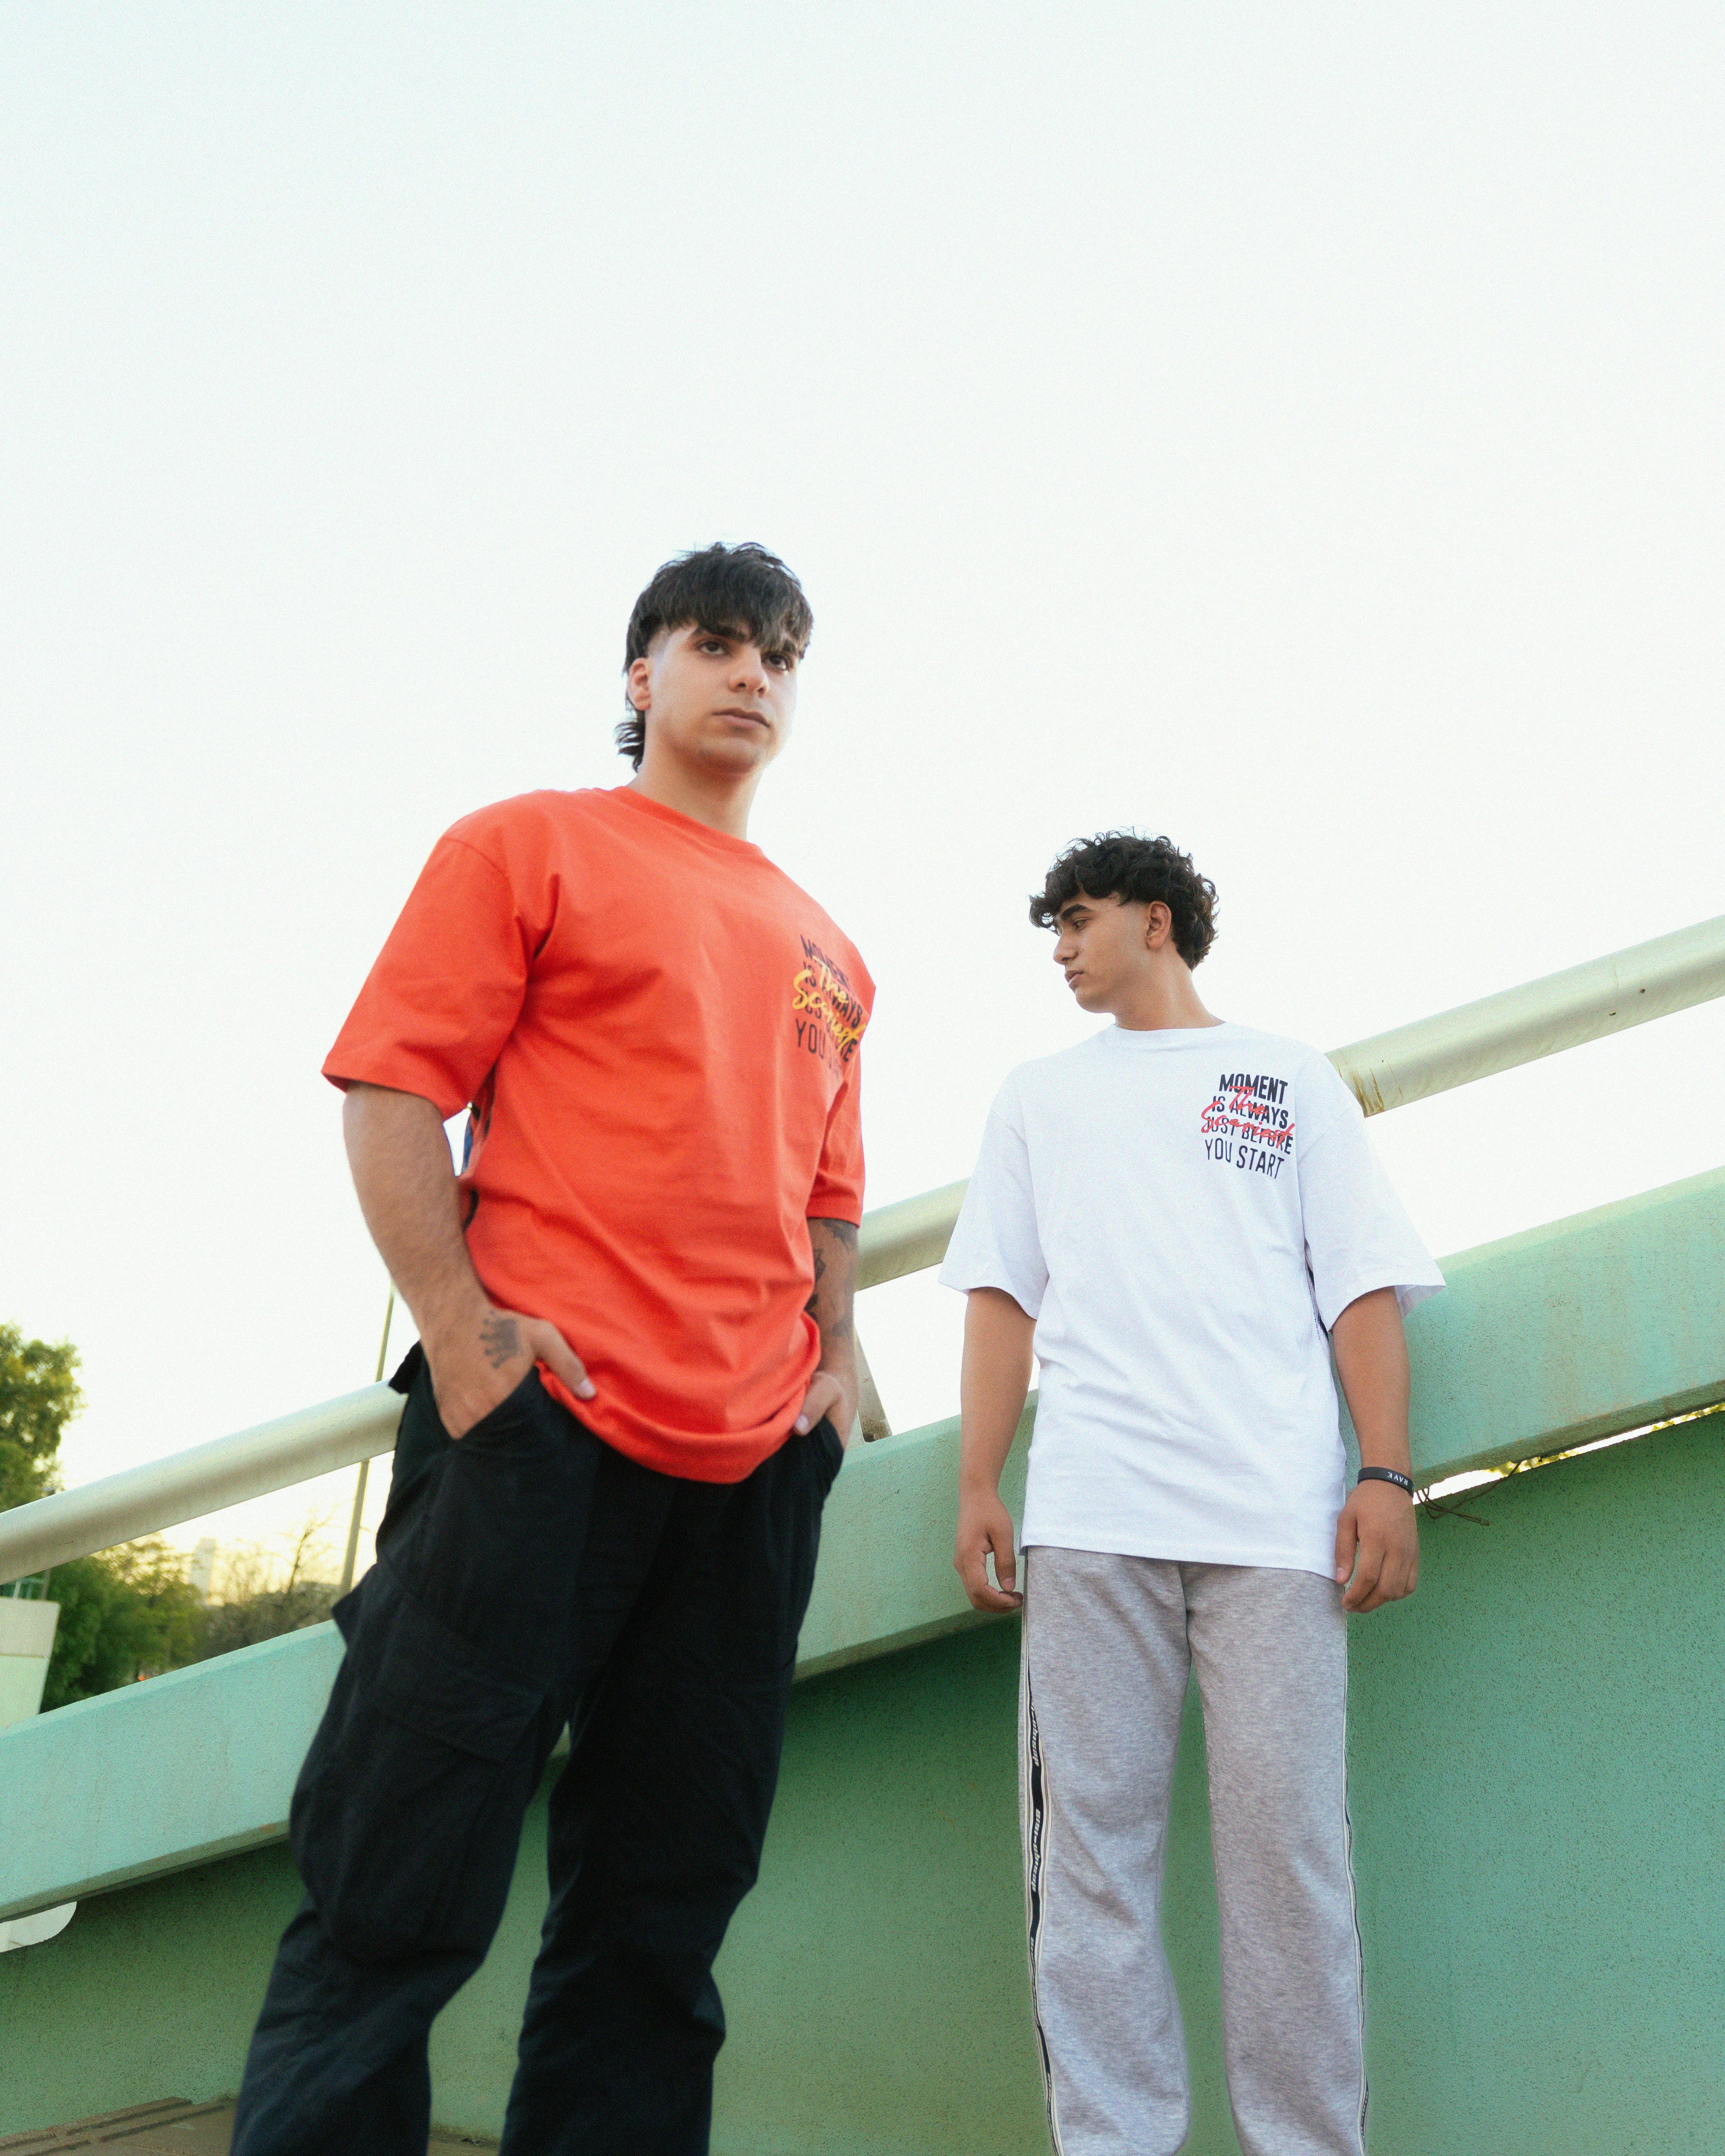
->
<box><xmin>3</xmin><ymin>1417</ymin><xmax>1720</xmax><ymax>2151</ymax></box>
<box><xmin>10</xmin><ymin>1166</ymin><xmax>1723</xmax><ymax>1934</ymax></box>
<box><xmin>3</xmin><ymin>1167</ymin><xmax>1720</xmax><ymax>2140</ymax></box>
<box><xmin>0</xmin><ymin>1792</ymin><xmax>554</xmax><ymax>2136</ymax></box>
<box><xmin>714</xmin><ymin>1414</ymin><xmax>1725</xmax><ymax>2155</ymax></box>
<box><xmin>0</xmin><ymin>1597</ymin><xmax>58</xmax><ymax>1731</ymax></box>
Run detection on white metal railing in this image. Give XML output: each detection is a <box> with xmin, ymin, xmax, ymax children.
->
<box><xmin>0</xmin><ymin>1388</ymin><xmax>404</xmax><ymax>1587</ymax></box>
<box><xmin>860</xmin><ymin>912</ymin><xmax>1725</xmax><ymax>1283</ymax></box>
<box><xmin>1327</xmin><ymin>912</ymin><xmax>1725</xmax><ymax>1114</ymax></box>
<box><xmin>4</xmin><ymin>911</ymin><xmax>1723</xmax><ymax>1585</ymax></box>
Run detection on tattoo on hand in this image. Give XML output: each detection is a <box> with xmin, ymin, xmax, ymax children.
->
<box><xmin>479</xmin><ymin>1311</ymin><xmax>521</xmax><ymax>1369</ymax></box>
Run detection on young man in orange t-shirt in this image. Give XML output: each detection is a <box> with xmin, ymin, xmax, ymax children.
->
<box><xmin>232</xmin><ymin>543</ymin><xmax>873</xmax><ymax>2156</ymax></box>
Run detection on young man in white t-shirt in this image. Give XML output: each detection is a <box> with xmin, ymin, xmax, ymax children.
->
<box><xmin>942</xmin><ymin>831</ymin><xmax>1443</xmax><ymax>2156</ymax></box>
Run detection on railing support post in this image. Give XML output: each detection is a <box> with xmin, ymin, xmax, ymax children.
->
<box><xmin>338</xmin><ymin>1285</ymin><xmax>396</xmax><ymax>1595</ymax></box>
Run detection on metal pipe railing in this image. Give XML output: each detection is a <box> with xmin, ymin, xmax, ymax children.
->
<box><xmin>857</xmin><ymin>912</ymin><xmax>1725</xmax><ymax>1287</ymax></box>
<box><xmin>6</xmin><ymin>911</ymin><xmax>1723</xmax><ymax>1583</ymax></box>
<box><xmin>856</xmin><ymin>1181</ymin><xmax>971</xmax><ymax>1291</ymax></box>
<box><xmin>1327</xmin><ymin>912</ymin><xmax>1725</xmax><ymax>1116</ymax></box>
<box><xmin>0</xmin><ymin>1387</ymin><xmax>404</xmax><ymax>1586</ymax></box>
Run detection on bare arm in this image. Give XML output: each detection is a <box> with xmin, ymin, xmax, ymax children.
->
<box><xmin>954</xmin><ymin>1287</ymin><xmax>1035</xmax><ymax>1612</ymax></box>
<box><xmin>794</xmin><ymin>1217</ymin><xmax>860</xmax><ymax>1444</ymax></box>
<box><xmin>1330</xmin><ymin>1285</ymin><xmax>1418</xmax><ymax>1613</ymax></box>
<box><xmin>342</xmin><ymin>1082</ymin><xmax>593</xmax><ymax>1438</ymax></box>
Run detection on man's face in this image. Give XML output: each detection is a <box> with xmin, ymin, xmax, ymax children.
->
<box><xmin>1052</xmin><ymin>891</ymin><xmax>1160</xmax><ymax>1012</ymax></box>
<box><xmin>627</xmin><ymin>622</ymin><xmax>799</xmax><ymax>777</ymax></box>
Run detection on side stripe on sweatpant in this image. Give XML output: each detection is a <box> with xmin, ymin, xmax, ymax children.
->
<box><xmin>1018</xmin><ymin>1550</ymin><xmax>1368</xmax><ymax>2156</ymax></box>
<box><xmin>1342</xmin><ymin>1687</ymin><xmax>1370</xmax><ymax>2151</ymax></box>
<box><xmin>1019</xmin><ymin>1624</ymin><xmax>1066</xmax><ymax>2156</ymax></box>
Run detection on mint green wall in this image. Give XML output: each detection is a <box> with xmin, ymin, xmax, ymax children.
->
<box><xmin>1346</xmin><ymin>1417</ymin><xmax>1725</xmax><ymax>2156</ymax></box>
<box><xmin>0</xmin><ymin>1841</ymin><xmax>301</xmax><ymax>2128</ymax></box>
<box><xmin>10</xmin><ymin>1169</ymin><xmax>1722</xmax><ymax>1933</ymax></box>
<box><xmin>3</xmin><ymin>1418</ymin><xmax>1720</xmax><ymax>2151</ymax></box>
<box><xmin>0</xmin><ymin>1789</ymin><xmax>553</xmax><ymax>2139</ymax></box>
<box><xmin>712</xmin><ymin>1416</ymin><xmax>1725</xmax><ymax>2156</ymax></box>
<box><xmin>1399</xmin><ymin>1164</ymin><xmax>1725</xmax><ymax>1473</ymax></box>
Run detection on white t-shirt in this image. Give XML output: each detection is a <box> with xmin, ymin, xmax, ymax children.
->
<box><xmin>940</xmin><ymin>1021</ymin><xmax>1445</xmax><ymax>1578</ymax></box>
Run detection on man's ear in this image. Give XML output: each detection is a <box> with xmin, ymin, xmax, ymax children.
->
<box><xmin>1143</xmin><ymin>901</ymin><xmax>1174</xmax><ymax>951</ymax></box>
<box><xmin>625</xmin><ymin>654</ymin><xmax>653</xmax><ymax>714</ymax></box>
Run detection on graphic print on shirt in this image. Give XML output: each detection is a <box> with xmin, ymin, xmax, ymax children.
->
<box><xmin>1200</xmin><ymin>1070</ymin><xmax>1295</xmax><ymax>1181</ymax></box>
<box><xmin>791</xmin><ymin>935</ymin><xmax>868</xmax><ymax>1078</ymax></box>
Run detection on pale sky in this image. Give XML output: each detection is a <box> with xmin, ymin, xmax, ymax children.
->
<box><xmin>4</xmin><ymin>4</ymin><xmax>1722</xmax><ymax>1578</ymax></box>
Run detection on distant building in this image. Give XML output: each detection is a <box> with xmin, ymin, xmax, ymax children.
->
<box><xmin>188</xmin><ymin>1538</ymin><xmax>218</xmax><ymax>1602</ymax></box>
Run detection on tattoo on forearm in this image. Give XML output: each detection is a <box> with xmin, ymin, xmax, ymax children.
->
<box><xmin>805</xmin><ymin>1217</ymin><xmax>859</xmax><ymax>1345</ymax></box>
<box><xmin>479</xmin><ymin>1310</ymin><xmax>520</xmax><ymax>1369</ymax></box>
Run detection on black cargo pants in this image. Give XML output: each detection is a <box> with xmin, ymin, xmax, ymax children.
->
<box><xmin>230</xmin><ymin>1354</ymin><xmax>844</xmax><ymax>2156</ymax></box>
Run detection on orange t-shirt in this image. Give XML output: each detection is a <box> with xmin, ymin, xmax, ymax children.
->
<box><xmin>323</xmin><ymin>785</ymin><xmax>873</xmax><ymax>1482</ymax></box>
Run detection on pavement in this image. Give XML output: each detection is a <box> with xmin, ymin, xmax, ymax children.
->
<box><xmin>0</xmin><ymin>2101</ymin><xmax>497</xmax><ymax>2152</ymax></box>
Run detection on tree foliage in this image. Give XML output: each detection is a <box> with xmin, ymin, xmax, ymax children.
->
<box><xmin>187</xmin><ymin>1514</ymin><xmax>341</xmax><ymax>1657</ymax></box>
<box><xmin>2</xmin><ymin>1322</ymin><xmax>206</xmax><ymax>1708</ymax></box>
<box><xmin>3</xmin><ymin>1319</ymin><xmax>344</xmax><ymax>1712</ymax></box>
<box><xmin>195</xmin><ymin>1578</ymin><xmax>340</xmax><ymax>1659</ymax></box>
<box><xmin>38</xmin><ymin>1539</ymin><xmax>208</xmax><ymax>1712</ymax></box>
<box><xmin>0</xmin><ymin>1322</ymin><xmax>82</xmax><ymax>1510</ymax></box>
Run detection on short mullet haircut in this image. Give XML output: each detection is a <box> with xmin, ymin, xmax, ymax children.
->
<box><xmin>617</xmin><ymin>542</ymin><xmax>814</xmax><ymax>768</ymax></box>
<box><xmin>1030</xmin><ymin>830</ymin><xmax>1219</xmax><ymax>969</ymax></box>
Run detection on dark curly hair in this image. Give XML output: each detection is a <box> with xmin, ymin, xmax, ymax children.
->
<box><xmin>617</xmin><ymin>542</ymin><xmax>813</xmax><ymax>768</ymax></box>
<box><xmin>1030</xmin><ymin>831</ymin><xmax>1219</xmax><ymax>969</ymax></box>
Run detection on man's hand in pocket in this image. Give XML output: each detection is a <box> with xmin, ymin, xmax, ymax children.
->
<box><xmin>423</xmin><ymin>1301</ymin><xmax>594</xmax><ymax>1438</ymax></box>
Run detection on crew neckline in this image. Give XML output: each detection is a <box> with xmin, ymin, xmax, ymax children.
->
<box><xmin>1100</xmin><ymin>1019</ymin><xmax>1238</xmax><ymax>1050</ymax></box>
<box><xmin>608</xmin><ymin>783</ymin><xmax>767</xmax><ymax>859</ymax></box>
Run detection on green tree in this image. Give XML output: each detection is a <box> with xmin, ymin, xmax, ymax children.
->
<box><xmin>0</xmin><ymin>1322</ymin><xmax>82</xmax><ymax>1510</ymax></box>
<box><xmin>39</xmin><ymin>1539</ymin><xmax>207</xmax><ymax>1711</ymax></box>
<box><xmin>3</xmin><ymin>1321</ymin><xmax>344</xmax><ymax>1705</ymax></box>
<box><xmin>1</xmin><ymin>1320</ymin><xmax>207</xmax><ymax>1710</ymax></box>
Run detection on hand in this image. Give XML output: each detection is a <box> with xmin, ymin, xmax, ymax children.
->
<box><xmin>425</xmin><ymin>1300</ymin><xmax>594</xmax><ymax>1440</ymax></box>
<box><xmin>954</xmin><ymin>1485</ymin><xmax>1023</xmax><ymax>1612</ymax></box>
<box><xmin>794</xmin><ymin>1367</ymin><xmax>857</xmax><ymax>1445</ymax></box>
<box><xmin>1334</xmin><ymin>1480</ymin><xmax>1419</xmax><ymax>1612</ymax></box>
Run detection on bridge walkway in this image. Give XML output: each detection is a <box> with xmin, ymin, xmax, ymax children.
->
<box><xmin>4</xmin><ymin>922</ymin><xmax>1725</xmax><ymax>2152</ymax></box>
<box><xmin>0</xmin><ymin>2100</ymin><xmax>495</xmax><ymax>2151</ymax></box>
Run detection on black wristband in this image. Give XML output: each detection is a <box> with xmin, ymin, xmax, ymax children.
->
<box><xmin>1356</xmin><ymin>1466</ymin><xmax>1414</xmax><ymax>1496</ymax></box>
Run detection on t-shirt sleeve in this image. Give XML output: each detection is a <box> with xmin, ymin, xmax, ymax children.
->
<box><xmin>807</xmin><ymin>1051</ymin><xmax>866</xmax><ymax>1226</ymax></box>
<box><xmin>938</xmin><ymin>1075</ymin><xmax>1049</xmax><ymax>1319</ymax></box>
<box><xmin>322</xmin><ymin>831</ymin><xmax>536</xmax><ymax>1119</ymax></box>
<box><xmin>1298</xmin><ymin>1059</ymin><xmax>1446</xmax><ymax>1330</ymax></box>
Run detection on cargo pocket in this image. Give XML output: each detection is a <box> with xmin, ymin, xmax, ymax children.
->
<box><xmin>291</xmin><ymin>1563</ymin><xmax>544</xmax><ymax>1964</ymax></box>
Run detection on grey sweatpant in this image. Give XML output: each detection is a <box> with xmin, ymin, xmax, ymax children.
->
<box><xmin>1019</xmin><ymin>1548</ymin><xmax>1365</xmax><ymax>2156</ymax></box>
